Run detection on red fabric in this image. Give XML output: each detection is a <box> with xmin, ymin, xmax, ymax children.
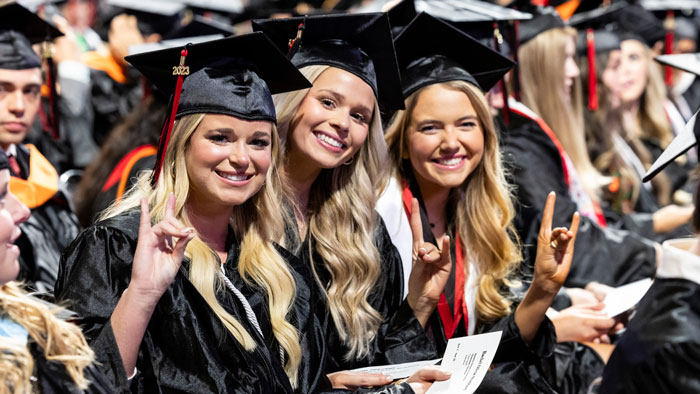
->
<box><xmin>7</xmin><ymin>155</ymin><xmax>21</xmax><ymax>177</ymax></box>
<box><xmin>665</xmin><ymin>11</ymin><xmax>675</xmax><ymax>86</ymax></box>
<box><xmin>586</xmin><ymin>29</ymin><xmax>598</xmax><ymax>111</ymax></box>
<box><xmin>102</xmin><ymin>144</ymin><xmax>156</xmax><ymax>192</ymax></box>
<box><xmin>401</xmin><ymin>180</ymin><xmax>468</xmax><ymax>339</ymax></box>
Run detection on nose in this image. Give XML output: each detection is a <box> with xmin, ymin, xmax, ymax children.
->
<box><xmin>566</xmin><ymin>58</ymin><xmax>580</xmax><ymax>79</ymax></box>
<box><xmin>7</xmin><ymin>90</ymin><xmax>26</xmax><ymax>116</ymax></box>
<box><xmin>228</xmin><ymin>141</ymin><xmax>250</xmax><ymax>169</ymax></box>
<box><xmin>7</xmin><ymin>193</ymin><xmax>30</xmax><ymax>225</ymax></box>
<box><xmin>441</xmin><ymin>127</ymin><xmax>460</xmax><ymax>152</ymax></box>
<box><xmin>329</xmin><ymin>108</ymin><xmax>350</xmax><ymax>133</ymax></box>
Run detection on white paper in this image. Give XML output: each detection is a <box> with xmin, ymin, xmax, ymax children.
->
<box><xmin>352</xmin><ymin>358</ymin><xmax>442</xmax><ymax>380</ymax></box>
<box><xmin>426</xmin><ymin>331</ymin><xmax>502</xmax><ymax>394</ymax></box>
<box><xmin>602</xmin><ymin>278</ymin><xmax>654</xmax><ymax>318</ymax></box>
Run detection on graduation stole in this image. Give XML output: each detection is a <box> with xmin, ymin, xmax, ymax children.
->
<box><xmin>101</xmin><ymin>144</ymin><xmax>158</xmax><ymax>202</ymax></box>
<box><xmin>401</xmin><ymin>179</ymin><xmax>468</xmax><ymax>339</ymax></box>
<box><xmin>9</xmin><ymin>145</ymin><xmax>58</xmax><ymax>209</ymax></box>
<box><xmin>508</xmin><ymin>102</ymin><xmax>607</xmax><ymax>227</ymax></box>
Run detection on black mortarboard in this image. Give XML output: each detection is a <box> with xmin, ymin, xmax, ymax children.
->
<box><xmin>614</xmin><ymin>4</ymin><xmax>665</xmax><ymax>47</ymax></box>
<box><xmin>645</xmin><ymin>54</ymin><xmax>700</xmax><ymax>181</ymax></box>
<box><xmin>0</xmin><ymin>2</ymin><xmax>62</xmax><ymax>70</ymax></box>
<box><xmin>177</xmin><ymin>0</ymin><xmax>244</xmax><ymax>14</ymax></box>
<box><xmin>674</xmin><ymin>17</ymin><xmax>699</xmax><ymax>41</ymax></box>
<box><xmin>576</xmin><ymin>29</ymin><xmax>621</xmax><ymax>55</ymax></box>
<box><xmin>125</xmin><ymin>32</ymin><xmax>311</xmax><ymax>185</ymax></box>
<box><xmin>104</xmin><ymin>0</ymin><xmax>185</xmax><ymax>37</ymax></box>
<box><xmin>252</xmin><ymin>13</ymin><xmax>404</xmax><ymax>111</ymax></box>
<box><xmin>518</xmin><ymin>7</ymin><xmax>566</xmax><ymax>44</ymax></box>
<box><xmin>387</xmin><ymin>0</ymin><xmax>417</xmax><ymax>37</ymax></box>
<box><xmin>394</xmin><ymin>12</ymin><xmax>515</xmax><ymax>97</ymax></box>
<box><xmin>164</xmin><ymin>15</ymin><xmax>235</xmax><ymax>40</ymax></box>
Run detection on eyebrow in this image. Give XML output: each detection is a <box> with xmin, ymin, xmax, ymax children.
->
<box><xmin>209</xmin><ymin>128</ymin><xmax>270</xmax><ymax>138</ymax></box>
<box><xmin>0</xmin><ymin>80</ymin><xmax>41</xmax><ymax>89</ymax></box>
<box><xmin>415</xmin><ymin>115</ymin><xmax>478</xmax><ymax>124</ymax></box>
<box><xmin>318</xmin><ymin>88</ymin><xmax>373</xmax><ymax>116</ymax></box>
<box><xmin>251</xmin><ymin>130</ymin><xmax>271</xmax><ymax>138</ymax></box>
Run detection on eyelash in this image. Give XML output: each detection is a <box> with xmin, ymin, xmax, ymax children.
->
<box><xmin>320</xmin><ymin>97</ymin><xmax>368</xmax><ymax>124</ymax></box>
<box><xmin>208</xmin><ymin>134</ymin><xmax>269</xmax><ymax>147</ymax></box>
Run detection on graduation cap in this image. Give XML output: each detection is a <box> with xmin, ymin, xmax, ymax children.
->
<box><xmin>394</xmin><ymin>12</ymin><xmax>515</xmax><ymax>97</ymax></box>
<box><xmin>164</xmin><ymin>15</ymin><xmax>235</xmax><ymax>40</ymax></box>
<box><xmin>387</xmin><ymin>0</ymin><xmax>417</xmax><ymax>37</ymax></box>
<box><xmin>0</xmin><ymin>2</ymin><xmax>62</xmax><ymax>69</ymax></box>
<box><xmin>175</xmin><ymin>0</ymin><xmax>244</xmax><ymax>15</ymax></box>
<box><xmin>124</xmin><ymin>32</ymin><xmax>311</xmax><ymax>185</ymax></box>
<box><xmin>104</xmin><ymin>0</ymin><xmax>186</xmax><ymax>37</ymax></box>
<box><xmin>252</xmin><ymin>13</ymin><xmax>404</xmax><ymax>111</ymax></box>
<box><xmin>639</xmin><ymin>0</ymin><xmax>700</xmax><ymax>11</ymax></box>
<box><xmin>518</xmin><ymin>7</ymin><xmax>566</xmax><ymax>44</ymax></box>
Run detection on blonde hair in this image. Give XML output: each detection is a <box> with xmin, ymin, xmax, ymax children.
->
<box><xmin>274</xmin><ymin>65</ymin><xmax>387</xmax><ymax>361</ymax></box>
<box><xmin>385</xmin><ymin>81</ymin><xmax>522</xmax><ymax>323</ymax></box>
<box><xmin>100</xmin><ymin>113</ymin><xmax>302</xmax><ymax>386</ymax></box>
<box><xmin>0</xmin><ymin>282</ymin><xmax>95</xmax><ymax>393</ymax></box>
<box><xmin>519</xmin><ymin>27</ymin><xmax>609</xmax><ymax>201</ymax></box>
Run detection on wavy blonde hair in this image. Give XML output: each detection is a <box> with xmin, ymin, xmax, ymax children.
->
<box><xmin>519</xmin><ymin>27</ymin><xmax>609</xmax><ymax>201</ymax></box>
<box><xmin>100</xmin><ymin>114</ymin><xmax>302</xmax><ymax>386</ymax></box>
<box><xmin>273</xmin><ymin>65</ymin><xmax>387</xmax><ymax>361</ymax></box>
<box><xmin>0</xmin><ymin>282</ymin><xmax>95</xmax><ymax>393</ymax></box>
<box><xmin>385</xmin><ymin>80</ymin><xmax>521</xmax><ymax>323</ymax></box>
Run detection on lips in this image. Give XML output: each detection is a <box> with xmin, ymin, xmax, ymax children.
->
<box><xmin>314</xmin><ymin>131</ymin><xmax>346</xmax><ymax>151</ymax></box>
<box><xmin>431</xmin><ymin>155</ymin><xmax>467</xmax><ymax>170</ymax></box>
<box><xmin>1</xmin><ymin>122</ymin><xmax>27</xmax><ymax>133</ymax></box>
<box><xmin>215</xmin><ymin>170</ymin><xmax>253</xmax><ymax>186</ymax></box>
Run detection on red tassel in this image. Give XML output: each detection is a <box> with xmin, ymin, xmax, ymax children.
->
<box><xmin>664</xmin><ymin>11</ymin><xmax>675</xmax><ymax>87</ymax></box>
<box><xmin>586</xmin><ymin>29</ymin><xmax>598</xmax><ymax>111</ymax></box>
<box><xmin>493</xmin><ymin>22</ymin><xmax>510</xmax><ymax>125</ymax></box>
<box><xmin>152</xmin><ymin>48</ymin><xmax>189</xmax><ymax>186</ymax></box>
<box><xmin>513</xmin><ymin>20</ymin><xmax>521</xmax><ymax>102</ymax></box>
<box><xmin>44</xmin><ymin>48</ymin><xmax>60</xmax><ymax>140</ymax></box>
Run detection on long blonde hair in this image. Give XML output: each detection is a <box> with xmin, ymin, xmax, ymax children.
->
<box><xmin>0</xmin><ymin>282</ymin><xmax>95</xmax><ymax>393</ymax></box>
<box><xmin>385</xmin><ymin>81</ymin><xmax>521</xmax><ymax>323</ymax></box>
<box><xmin>519</xmin><ymin>27</ymin><xmax>609</xmax><ymax>201</ymax></box>
<box><xmin>274</xmin><ymin>65</ymin><xmax>387</xmax><ymax>361</ymax></box>
<box><xmin>100</xmin><ymin>114</ymin><xmax>302</xmax><ymax>386</ymax></box>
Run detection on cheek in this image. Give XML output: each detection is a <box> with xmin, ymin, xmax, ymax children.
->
<box><xmin>348</xmin><ymin>125</ymin><xmax>369</xmax><ymax>153</ymax></box>
<box><xmin>250</xmin><ymin>150</ymin><xmax>271</xmax><ymax>175</ymax></box>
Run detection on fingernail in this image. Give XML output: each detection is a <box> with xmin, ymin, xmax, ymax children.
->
<box><xmin>419</xmin><ymin>248</ymin><xmax>427</xmax><ymax>254</ymax></box>
<box><xmin>183</xmin><ymin>227</ymin><xmax>195</xmax><ymax>234</ymax></box>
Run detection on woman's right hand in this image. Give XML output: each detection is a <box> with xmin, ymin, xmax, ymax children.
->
<box><xmin>129</xmin><ymin>194</ymin><xmax>195</xmax><ymax>305</ymax></box>
<box><xmin>406</xmin><ymin>366</ymin><xmax>452</xmax><ymax>394</ymax></box>
<box><xmin>548</xmin><ymin>304</ymin><xmax>618</xmax><ymax>343</ymax></box>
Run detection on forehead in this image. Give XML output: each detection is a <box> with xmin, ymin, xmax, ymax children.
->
<box><xmin>196</xmin><ymin>113</ymin><xmax>273</xmax><ymax>133</ymax></box>
<box><xmin>412</xmin><ymin>84</ymin><xmax>475</xmax><ymax>118</ymax></box>
<box><xmin>0</xmin><ymin>67</ymin><xmax>42</xmax><ymax>86</ymax></box>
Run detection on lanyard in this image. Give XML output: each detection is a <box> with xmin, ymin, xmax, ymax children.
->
<box><xmin>401</xmin><ymin>180</ymin><xmax>468</xmax><ymax>339</ymax></box>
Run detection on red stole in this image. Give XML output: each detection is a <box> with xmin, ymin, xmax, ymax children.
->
<box><xmin>401</xmin><ymin>180</ymin><xmax>468</xmax><ymax>339</ymax></box>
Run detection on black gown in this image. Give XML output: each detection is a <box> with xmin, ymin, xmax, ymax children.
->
<box><xmin>284</xmin><ymin>214</ymin><xmax>439</xmax><ymax>373</ymax></box>
<box><xmin>599</xmin><ymin>278</ymin><xmax>700</xmax><ymax>393</ymax></box>
<box><xmin>55</xmin><ymin>210</ymin><xmax>300</xmax><ymax>394</ymax></box>
<box><xmin>55</xmin><ymin>210</ymin><xmax>414</xmax><ymax>394</ymax></box>
<box><xmin>500</xmin><ymin>109</ymin><xmax>657</xmax><ymax>288</ymax></box>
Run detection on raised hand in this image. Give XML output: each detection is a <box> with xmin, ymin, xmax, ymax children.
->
<box><xmin>406</xmin><ymin>198</ymin><xmax>452</xmax><ymax>327</ymax></box>
<box><xmin>533</xmin><ymin>192</ymin><xmax>580</xmax><ymax>296</ymax></box>
<box><xmin>130</xmin><ymin>194</ymin><xmax>195</xmax><ymax>304</ymax></box>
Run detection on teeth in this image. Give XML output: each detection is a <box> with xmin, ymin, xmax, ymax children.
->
<box><xmin>316</xmin><ymin>133</ymin><xmax>343</xmax><ymax>148</ymax></box>
<box><xmin>438</xmin><ymin>157</ymin><xmax>463</xmax><ymax>166</ymax></box>
<box><xmin>219</xmin><ymin>172</ymin><xmax>249</xmax><ymax>181</ymax></box>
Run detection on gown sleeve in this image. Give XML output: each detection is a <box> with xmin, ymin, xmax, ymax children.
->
<box><xmin>502</xmin><ymin>114</ymin><xmax>657</xmax><ymax>288</ymax></box>
<box><xmin>54</xmin><ymin>219</ymin><xmax>138</xmax><ymax>392</ymax></box>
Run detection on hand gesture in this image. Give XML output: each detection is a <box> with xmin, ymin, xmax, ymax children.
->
<box><xmin>549</xmin><ymin>304</ymin><xmax>619</xmax><ymax>343</ymax></box>
<box><xmin>533</xmin><ymin>192</ymin><xmax>580</xmax><ymax>296</ymax></box>
<box><xmin>407</xmin><ymin>198</ymin><xmax>452</xmax><ymax>327</ymax></box>
<box><xmin>130</xmin><ymin>194</ymin><xmax>195</xmax><ymax>304</ymax></box>
<box><xmin>108</xmin><ymin>14</ymin><xmax>144</xmax><ymax>67</ymax></box>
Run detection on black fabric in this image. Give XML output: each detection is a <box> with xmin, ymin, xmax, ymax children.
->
<box><xmin>125</xmin><ymin>32</ymin><xmax>311</xmax><ymax>123</ymax></box>
<box><xmin>600</xmin><ymin>278</ymin><xmax>700</xmax><ymax>394</ymax></box>
<box><xmin>28</xmin><ymin>333</ymin><xmax>116</xmax><ymax>393</ymax></box>
<box><xmin>252</xmin><ymin>13</ymin><xmax>404</xmax><ymax>111</ymax></box>
<box><xmin>0</xmin><ymin>147</ymin><xmax>8</xmax><ymax>171</ymax></box>
<box><xmin>55</xmin><ymin>210</ymin><xmax>298</xmax><ymax>393</ymax></box>
<box><xmin>12</xmin><ymin>145</ymin><xmax>81</xmax><ymax>293</ymax></box>
<box><xmin>93</xmin><ymin>153</ymin><xmax>155</xmax><ymax>221</ymax></box>
<box><xmin>89</xmin><ymin>67</ymin><xmax>142</xmax><ymax>146</ymax></box>
<box><xmin>284</xmin><ymin>213</ymin><xmax>438</xmax><ymax>372</ymax></box>
<box><xmin>576</xmin><ymin>29</ymin><xmax>620</xmax><ymax>56</ymax></box>
<box><xmin>518</xmin><ymin>11</ymin><xmax>565</xmax><ymax>45</ymax></box>
<box><xmin>0</xmin><ymin>30</ymin><xmax>41</xmax><ymax>70</ymax></box>
<box><xmin>500</xmin><ymin>108</ymin><xmax>657</xmax><ymax>288</ymax></box>
<box><xmin>394</xmin><ymin>12</ymin><xmax>514</xmax><ymax>96</ymax></box>
<box><xmin>0</xmin><ymin>3</ymin><xmax>62</xmax><ymax>70</ymax></box>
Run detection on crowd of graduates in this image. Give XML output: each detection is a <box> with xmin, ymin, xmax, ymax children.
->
<box><xmin>1</xmin><ymin>0</ymin><xmax>699</xmax><ymax>393</ymax></box>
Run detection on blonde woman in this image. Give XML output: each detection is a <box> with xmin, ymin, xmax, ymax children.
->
<box><xmin>0</xmin><ymin>149</ymin><xmax>113</xmax><ymax>393</ymax></box>
<box><xmin>378</xmin><ymin>13</ymin><xmax>594</xmax><ymax>393</ymax></box>
<box><xmin>53</xmin><ymin>35</ymin><xmax>320</xmax><ymax>393</ymax></box>
<box><xmin>252</xmin><ymin>14</ymin><xmax>453</xmax><ymax>386</ymax></box>
<box><xmin>503</xmin><ymin>13</ymin><xmax>658</xmax><ymax>293</ymax></box>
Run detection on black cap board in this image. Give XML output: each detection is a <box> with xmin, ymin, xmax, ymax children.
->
<box><xmin>394</xmin><ymin>12</ymin><xmax>515</xmax><ymax>97</ymax></box>
<box><xmin>252</xmin><ymin>13</ymin><xmax>405</xmax><ymax>111</ymax></box>
<box><xmin>639</xmin><ymin>0</ymin><xmax>700</xmax><ymax>11</ymax></box>
<box><xmin>387</xmin><ymin>0</ymin><xmax>417</xmax><ymax>37</ymax></box>
<box><xmin>0</xmin><ymin>2</ymin><xmax>63</xmax><ymax>70</ymax></box>
<box><xmin>518</xmin><ymin>8</ymin><xmax>565</xmax><ymax>44</ymax></box>
<box><xmin>674</xmin><ymin>17</ymin><xmax>699</xmax><ymax>41</ymax></box>
<box><xmin>656</xmin><ymin>52</ymin><xmax>700</xmax><ymax>75</ymax></box>
<box><xmin>165</xmin><ymin>15</ymin><xmax>235</xmax><ymax>40</ymax></box>
<box><xmin>420</xmin><ymin>0</ymin><xmax>532</xmax><ymax>22</ymax></box>
<box><xmin>104</xmin><ymin>0</ymin><xmax>185</xmax><ymax>37</ymax></box>
<box><xmin>615</xmin><ymin>4</ymin><xmax>665</xmax><ymax>47</ymax></box>
<box><xmin>576</xmin><ymin>29</ymin><xmax>621</xmax><ymax>55</ymax></box>
<box><xmin>125</xmin><ymin>32</ymin><xmax>311</xmax><ymax>122</ymax></box>
<box><xmin>125</xmin><ymin>32</ymin><xmax>311</xmax><ymax>185</ymax></box>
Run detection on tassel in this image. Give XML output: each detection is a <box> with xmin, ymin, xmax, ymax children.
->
<box><xmin>288</xmin><ymin>20</ymin><xmax>306</xmax><ymax>58</ymax></box>
<box><xmin>586</xmin><ymin>29</ymin><xmax>598</xmax><ymax>111</ymax></box>
<box><xmin>152</xmin><ymin>48</ymin><xmax>189</xmax><ymax>186</ymax></box>
<box><xmin>493</xmin><ymin>22</ymin><xmax>510</xmax><ymax>125</ymax></box>
<box><xmin>664</xmin><ymin>11</ymin><xmax>675</xmax><ymax>87</ymax></box>
<box><xmin>512</xmin><ymin>19</ymin><xmax>521</xmax><ymax>102</ymax></box>
<box><xmin>43</xmin><ymin>43</ymin><xmax>60</xmax><ymax>140</ymax></box>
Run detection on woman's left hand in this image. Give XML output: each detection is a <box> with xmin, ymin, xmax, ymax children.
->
<box><xmin>407</xmin><ymin>198</ymin><xmax>452</xmax><ymax>328</ymax></box>
<box><xmin>533</xmin><ymin>192</ymin><xmax>580</xmax><ymax>296</ymax></box>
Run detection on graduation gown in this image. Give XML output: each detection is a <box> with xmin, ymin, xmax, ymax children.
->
<box><xmin>284</xmin><ymin>213</ymin><xmax>438</xmax><ymax>373</ymax></box>
<box><xmin>11</xmin><ymin>144</ymin><xmax>81</xmax><ymax>292</ymax></box>
<box><xmin>500</xmin><ymin>107</ymin><xmax>657</xmax><ymax>288</ymax></box>
<box><xmin>599</xmin><ymin>240</ymin><xmax>700</xmax><ymax>394</ymax></box>
<box><xmin>55</xmin><ymin>210</ymin><xmax>299</xmax><ymax>394</ymax></box>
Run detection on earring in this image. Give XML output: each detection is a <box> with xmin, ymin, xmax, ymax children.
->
<box><xmin>344</xmin><ymin>156</ymin><xmax>354</xmax><ymax>165</ymax></box>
